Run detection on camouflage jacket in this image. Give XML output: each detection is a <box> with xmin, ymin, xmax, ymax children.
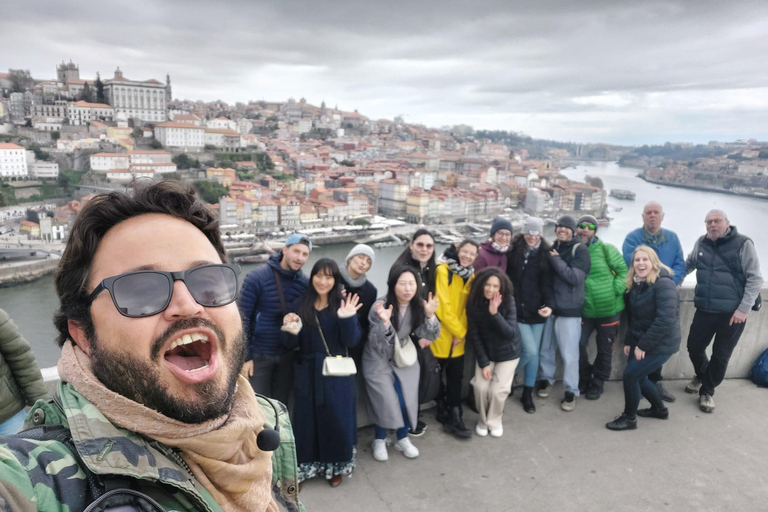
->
<box><xmin>0</xmin><ymin>381</ymin><xmax>304</xmax><ymax>512</ymax></box>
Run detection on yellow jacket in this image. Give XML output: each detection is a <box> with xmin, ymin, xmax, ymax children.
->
<box><xmin>430</xmin><ymin>263</ymin><xmax>473</xmax><ymax>359</ymax></box>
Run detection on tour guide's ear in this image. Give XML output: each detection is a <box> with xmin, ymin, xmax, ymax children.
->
<box><xmin>68</xmin><ymin>320</ymin><xmax>91</xmax><ymax>356</ymax></box>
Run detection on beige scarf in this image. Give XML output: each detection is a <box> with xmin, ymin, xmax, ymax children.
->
<box><xmin>58</xmin><ymin>341</ymin><xmax>278</xmax><ymax>512</ymax></box>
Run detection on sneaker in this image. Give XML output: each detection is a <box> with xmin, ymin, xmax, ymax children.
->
<box><xmin>536</xmin><ymin>380</ymin><xmax>552</xmax><ymax>398</ymax></box>
<box><xmin>560</xmin><ymin>391</ymin><xmax>576</xmax><ymax>411</ymax></box>
<box><xmin>637</xmin><ymin>407</ymin><xmax>669</xmax><ymax>419</ymax></box>
<box><xmin>475</xmin><ymin>424</ymin><xmax>488</xmax><ymax>437</ymax></box>
<box><xmin>490</xmin><ymin>427</ymin><xmax>503</xmax><ymax>438</ymax></box>
<box><xmin>409</xmin><ymin>420</ymin><xmax>427</xmax><ymax>437</ymax></box>
<box><xmin>699</xmin><ymin>393</ymin><xmax>715</xmax><ymax>413</ymax></box>
<box><xmin>606</xmin><ymin>414</ymin><xmax>638</xmax><ymax>431</ymax></box>
<box><xmin>372</xmin><ymin>439</ymin><xmax>389</xmax><ymax>461</ymax></box>
<box><xmin>585</xmin><ymin>383</ymin><xmax>604</xmax><ymax>401</ymax></box>
<box><xmin>656</xmin><ymin>381</ymin><xmax>676</xmax><ymax>403</ymax></box>
<box><xmin>394</xmin><ymin>437</ymin><xmax>419</xmax><ymax>458</ymax></box>
<box><xmin>685</xmin><ymin>377</ymin><xmax>702</xmax><ymax>394</ymax></box>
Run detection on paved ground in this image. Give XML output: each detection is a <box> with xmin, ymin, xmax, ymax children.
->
<box><xmin>299</xmin><ymin>379</ymin><xmax>768</xmax><ymax>512</ymax></box>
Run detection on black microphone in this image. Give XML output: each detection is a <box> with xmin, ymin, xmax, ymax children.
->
<box><xmin>254</xmin><ymin>392</ymin><xmax>282</xmax><ymax>452</ymax></box>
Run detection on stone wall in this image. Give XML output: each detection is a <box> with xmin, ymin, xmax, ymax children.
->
<box><xmin>0</xmin><ymin>259</ymin><xmax>58</xmax><ymax>287</ymax></box>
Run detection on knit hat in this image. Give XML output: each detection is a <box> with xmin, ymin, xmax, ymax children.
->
<box><xmin>577</xmin><ymin>214</ymin><xmax>599</xmax><ymax>232</ymax></box>
<box><xmin>285</xmin><ymin>232</ymin><xmax>312</xmax><ymax>250</ymax></box>
<box><xmin>345</xmin><ymin>244</ymin><xmax>375</xmax><ymax>265</ymax></box>
<box><xmin>556</xmin><ymin>215</ymin><xmax>577</xmax><ymax>234</ymax></box>
<box><xmin>522</xmin><ymin>217</ymin><xmax>544</xmax><ymax>236</ymax></box>
<box><xmin>490</xmin><ymin>217</ymin><xmax>514</xmax><ymax>237</ymax></box>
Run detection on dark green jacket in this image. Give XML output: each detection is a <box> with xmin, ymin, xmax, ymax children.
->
<box><xmin>0</xmin><ymin>382</ymin><xmax>304</xmax><ymax>511</ymax></box>
<box><xmin>0</xmin><ymin>309</ymin><xmax>47</xmax><ymax>424</ymax></box>
<box><xmin>582</xmin><ymin>238</ymin><xmax>628</xmax><ymax>318</ymax></box>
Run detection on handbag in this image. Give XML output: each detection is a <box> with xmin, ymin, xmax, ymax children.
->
<box><xmin>393</xmin><ymin>331</ymin><xmax>418</xmax><ymax>368</ymax></box>
<box><xmin>317</xmin><ymin>314</ymin><xmax>357</xmax><ymax>377</ymax></box>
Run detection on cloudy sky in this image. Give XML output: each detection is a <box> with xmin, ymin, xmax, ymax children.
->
<box><xmin>3</xmin><ymin>0</ymin><xmax>767</xmax><ymax>145</ymax></box>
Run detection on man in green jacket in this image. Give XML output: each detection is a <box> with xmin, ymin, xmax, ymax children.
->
<box><xmin>0</xmin><ymin>181</ymin><xmax>302</xmax><ymax>512</ymax></box>
<box><xmin>576</xmin><ymin>215</ymin><xmax>628</xmax><ymax>400</ymax></box>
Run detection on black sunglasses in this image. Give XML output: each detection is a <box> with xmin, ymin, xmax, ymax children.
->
<box><xmin>88</xmin><ymin>264</ymin><xmax>241</xmax><ymax>318</ymax></box>
<box><xmin>578</xmin><ymin>222</ymin><xmax>597</xmax><ymax>230</ymax></box>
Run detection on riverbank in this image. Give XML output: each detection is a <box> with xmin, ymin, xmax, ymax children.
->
<box><xmin>0</xmin><ymin>259</ymin><xmax>59</xmax><ymax>287</ymax></box>
<box><xmin>640</xmin><ymin>174</ymin><xmax>768</xmax><ymax>201</ymax></box>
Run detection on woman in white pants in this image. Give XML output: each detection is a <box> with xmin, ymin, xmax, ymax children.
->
<box><xmin>466</xmin><ymin>267</ymin><xmax>522</xmax><ymax>437</ymax></box>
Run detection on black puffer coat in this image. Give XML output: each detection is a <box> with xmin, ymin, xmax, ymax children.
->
<box><xmin>467</xmin><ymin>300</ymin><xmax>522</xmax><ymax>368</ymax></box>
<box><xmin>624</xmin><ymin>269</ymin><xmax>681</xmax><ymax>355</ymax></box>
<box><xmin>507</xmin><ymin>235</ymin><xmax>555</xmax><ymax>324</ymax></box>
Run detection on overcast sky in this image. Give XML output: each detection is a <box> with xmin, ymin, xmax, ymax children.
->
<box><xmin>3</xmin><ymin>0</ymin><xmax>767</xmax><ymax>145</ymax></box>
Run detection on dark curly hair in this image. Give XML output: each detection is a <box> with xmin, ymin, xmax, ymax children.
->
<box><xmin>53</xmin><ymin>180</ymin><xmax>226</xmax><ymax>347</ymax></box>
<box><xmin>467</xmin><ymin>267</ymin><xmax>514</xmax><ymax>313</ymax></box>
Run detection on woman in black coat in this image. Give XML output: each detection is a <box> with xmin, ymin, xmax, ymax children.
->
<box><xmin>606</xmin><ymin>245</ymin><xmax>681</xmax><ymax>431</ymax></box>
<box><xmin>393</xmin><ymin>228</ymin><xmax>436</xmax><ymax>300</ymax></box>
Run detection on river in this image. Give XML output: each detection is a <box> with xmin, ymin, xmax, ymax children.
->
<box><xmin>2</xmin><ymin>160</ymin><xmax>766</xmax><ymax>367</ymax></box>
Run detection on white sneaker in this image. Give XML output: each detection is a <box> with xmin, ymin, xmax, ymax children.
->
<box><xmin>475</xmin><ymin>424</ymin><xmax>488</xmax><ymax>437</ymax></box>
<box><xmin>394</xmin><ymin>437</ymin><xmax>419</xmax><ymax>458</ymax></box>
<box><xmin>372</xmin><ymin>439</ymin><xmax>389</xmax><ymax>461</ymax></box>
<box><xmin>490</xmin><ymin>427</ymin><xmax>503</xmax><ymax>438</ymax></box>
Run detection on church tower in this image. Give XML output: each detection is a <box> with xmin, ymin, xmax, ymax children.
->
<box><xmin>166</xmin><ymin>74</ymin><xmax>172</xmax><ymax>103</ymax></box>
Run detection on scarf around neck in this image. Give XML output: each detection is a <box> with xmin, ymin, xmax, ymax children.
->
<box><xmin>58</xmin><ymin>341</ymin><xmax>278</xmax><ymax>512</ymax></box>
<box><xmin>491</xmin><ymin>241</ymin><xmax>510</xmax><ymax>253</ymax></box>
<box><xmin>340</xmin><ymin>263</ymin><xmax>367</xmax><ymax>288</ymax></box>
<box><xmin>439</xmin><ymin>256</ymin><xmax>474</xmax><ymax>283</ymax></box>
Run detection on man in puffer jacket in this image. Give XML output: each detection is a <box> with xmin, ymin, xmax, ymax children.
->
<box><xmin>576</xmin><ymin>214</ymin><xmax>628</xmax><ymax>400</ymax></box>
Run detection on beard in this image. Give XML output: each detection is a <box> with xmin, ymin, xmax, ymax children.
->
<box><xmin>89</xmin><ymin>317</ymin><xmax>246</xmax><ymax>424</ymax></box>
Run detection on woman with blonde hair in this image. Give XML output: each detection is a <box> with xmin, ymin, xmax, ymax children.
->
<box><xmin>606</xmin><ymin>246</ymin><xmax>681</xmax><ymax>431</ymax></box>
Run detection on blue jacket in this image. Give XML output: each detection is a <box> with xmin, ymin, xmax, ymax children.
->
<box><xmin>238</xmin><ymin>251</ymin><xmax>308</xmax><ymax>357</ymax></box>
<box><xmin>622</xmin><ymin>228</ymin><xmax>686</xmax><ymax>286</ymax></box>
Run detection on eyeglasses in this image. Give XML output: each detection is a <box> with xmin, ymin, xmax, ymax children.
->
<box><xmin>415</xmin><ymin>242</ymin><xmax>434</xmax><ymax>249</ymax></box>
<box><xmin>578</xmin><ymin>223</ymin><xmax>596</xmax><ymax>230</ymax></box>
<box><xmin>88</xmin><ymin>264</ymin><xmax>241</xmax><ymax>318</ymax></box>
<box><xmin>495</xmin><ymin>232</ymin><xmax>512</xmax><ymax>239</ymax></box>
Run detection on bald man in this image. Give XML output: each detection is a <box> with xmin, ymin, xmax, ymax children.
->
<box><xmin>622</xmin><ymin>201</ymin><xmax>685</xmax><ymax>402</ymax></box>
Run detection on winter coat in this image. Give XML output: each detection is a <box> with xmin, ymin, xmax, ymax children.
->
<box><xmin>431</xmin><ymin>263</ymin><xmax>473</xmax><ymax>359</ymax></box>
<box><xmin>238</xmin><ymin>251</ymin><xmax>309</xmax><ymax>357</ymax></box>
<box><xmin>396</xmin><ymin>252</ymin><xmax>435</xmax><ymax>300</ymax></box>
<box><xmin>340</xmin><ymin>277</ymin><xmax>377</xmax><ymax>363</ymax></box>
<box><xmin>582</xmin><ymin>238</ymin><xmax>628</xmax><ymax>318</ymax></box>
<box><xmin>467</xmin><ymin>299</ymin><xmax>522</xmax><ymax>368</ymax></box>
<box><xmin>507</xmin><ymin>237</ymin><xmax>555</xmax><ymax>324</ymax></box>
<box><xmin>282</xmin><ymin>306</ymin><xmax>361</xmax><ymax>465</ymax></box>
<box><xmin>549</xmin><ymin>237</ymin><xmax>591</xmax><ymax>317</ymax></box>
<box><xmin>622</xmin><ymin>228</ymin><xmax>686</xmax><ymax>285</ymax></box>
<box><xmin>473</xmin><ymin>240</ymin><xmax>509</xmax><ymax>272</ymax></box>
<box><xmin>624</xmin><ymin>270</ymin><xmax>681</xmax><ymax>355</ymax></box>
<box><xmin>0</xmin><ymin>382</ymin><xmax>304</xmax><ymax>512</ymax></box>
<box><xmin>0</xmin><ymin>308</ymin><xmax>47</xmax><ymax>423</ymax></box>
<box><xmin>363</xmin><ymin>300</ymin><xmax>440</xmax><ymax>429</ymax></box>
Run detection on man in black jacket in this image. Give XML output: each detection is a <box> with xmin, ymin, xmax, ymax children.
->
<box><xmin>683</xmin><ymin>209</ymin><xmax>763</xmax><ymax>413</ymax></box>
<box><xmin>537</xmin><ymin>216</ymin><xmax>591</xmax><ymax>411</ymax></box>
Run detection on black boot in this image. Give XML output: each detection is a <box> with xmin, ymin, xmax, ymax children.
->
<box><xmin>520</xmin><ymin>386</ymin><xmax>536</xmax><ymax>413</ymax></box>
<box><xmin>436</xmin><ymin>398</ymin><xmax>450</xmax><ymax>425</ymax></box>
<box><xmin>443</xmin><ymin>406</ymin><xmax>472</xmax><ymax>439</ymax></box>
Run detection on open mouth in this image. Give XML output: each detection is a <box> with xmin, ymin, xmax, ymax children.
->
<box><xmin>164</xmin><ymin>332</ymin><xmax>213</xmax><ymax>373</ymax></box>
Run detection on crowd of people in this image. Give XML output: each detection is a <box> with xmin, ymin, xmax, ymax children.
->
<box><xmin>238</xmin><ymin>201</ymin><xmax>763</xmax><ymax>488</ymax></box>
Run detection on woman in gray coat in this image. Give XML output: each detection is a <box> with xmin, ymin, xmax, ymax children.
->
<box><xmin>363</xmin><ymin>265</ymin><xmax>439</xmax><ymax>462</ymax></box>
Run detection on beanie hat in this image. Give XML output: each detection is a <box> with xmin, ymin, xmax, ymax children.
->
<box><xmin>522</xmin><ymin>216</ymin><xmax>544</xmax><ymax>236</ymax></box>
<box><xmin>285</xmin><ymin>232</ymin><xmax>312</xmax><ymax>250</ymax></box>
<box><xmin>345</xmin><ymin>244</ymin><xmax>375</xmax><ymax>265</ymax></box>
<box><xmin>490</xmin><ymin>217</ymin><xmax>514</xmax><ymax>237</ymax></box>
<box><xmin>556</xmin><ymin>215</ymin><xmax>577</xmax><ymax>233</ymax></box>
<box><xmin>577</xmin><ymin>214</ymin><xmax>599</xmax><ymax>232</ymax></box>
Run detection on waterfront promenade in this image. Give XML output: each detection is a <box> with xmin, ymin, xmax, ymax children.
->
<box><xmin>300</xmin><ymin>379</ymin><xmax>768</xmax><ymax>512</ymax></box>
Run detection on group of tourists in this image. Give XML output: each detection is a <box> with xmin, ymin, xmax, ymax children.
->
<box><xmin>237</xmin><ymin>201</ymin><xmax>763</xmax><ymax>488</ymax></box>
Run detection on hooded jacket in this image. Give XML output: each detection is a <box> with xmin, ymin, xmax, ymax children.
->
<box><xmin>473</xmin><ymin>240</ymin><xmax>509</xmax><ymax>272</ymax></box>
<box><xmin>582</xmin><ymin>237</ymin><xmax>628</xmax><ymax>318</ymax></box>
<box><xmin>431</xmin><ymin>262</ymin><xmax>473</xmax><ymax>359</ymax></box>
<box><xmin>624</xmin><ymin>269</ymin><xmax>681</xmax><ymax>355</ymax></box>
<box><xmin>549</xmin><ymin>236</ymin><xmax>591</xmax><ymax>317</ymax></box>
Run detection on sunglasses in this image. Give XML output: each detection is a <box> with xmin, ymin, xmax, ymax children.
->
<box><xmin>578</xmin><ymin>222</ymin><xmax>596</xmax><ymax>230</ymax></box>
<box><xmin>88</xmin><ymin>264</ymin><xmax>240</xmax><ymax>318</ymax></box>
<box><xmin>415</xmin><ymin>242</ymin><xmax>434</xmax><ymax>249</ymax></box>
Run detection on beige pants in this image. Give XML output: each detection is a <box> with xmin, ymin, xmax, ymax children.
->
<box><xmin>471</xmin><ymin>359</ymin><xmax>519</xmax><ymax>430</ymax></box>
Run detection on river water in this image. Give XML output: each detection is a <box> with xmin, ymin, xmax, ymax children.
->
<box><xmin>2</xmin><ymin>161</ymin><xmax>766</xmax><ymax>367</ymax></box>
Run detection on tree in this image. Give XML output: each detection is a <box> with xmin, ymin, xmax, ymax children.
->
<box><xmin>150</xmin><ymin>139</ymin><xmax>164</xmax><ymax>149</ymax></box>
<box><xmin>94</xmin><ymin>73</ymin><xmax>106</xmax><ymax>103</ymax></box>
<box><xmin>51</xmin><ymin>131</ymin><xmax>60</xmax><ymax>141</ymax></box>
<box><xmin>8</xmin><ymin>69</ymin><xmax>34</xmax><ymax>93</ymax></box>
<box><xmin>173</xmin><ymin>153</ymin><xmax>194</xmax><ymax>170</ymax></box>
<box><xmin>79</xmin><ymin>83</ymin><xmax>94</xmax><ymax>103</ymax></box>
<box><xmin>585</xmin><ymin>175</ymin><xmax>604</xmax><ymax>189</ymax></box>
<box><xmin>192</xmin><ymin>181</ymin><xmax>229</xmax><ymax>204</ymax></box>
<box><xmin>339</xmin><ymin>159</ymin><xmax>355</xmax><ymax>167</ymax></box>
<box><xmin>29</xmin><ymin>144</ymin><xmax>49</xmax><ymax>161</ymax></box>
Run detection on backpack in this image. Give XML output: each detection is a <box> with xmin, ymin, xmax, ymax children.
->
<box><xmin>413</xmin><ymin>334</ymin><xmax>441</xmax><ymax>404</ymax></box>
<box><xmin>750</xmin><ymin>347</ymin><xmax>768</xmax><ymax>387</ymax></box>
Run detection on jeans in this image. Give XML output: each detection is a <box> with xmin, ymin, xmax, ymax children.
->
<box><xmin>579</xmin><ymin>314</ymin><xmax>621</xmax><ymax>385</ymax></box>
<box><xmin>0</xmin><ymin>410</ymin><xmax>26</xmax><ymax>435</ymax></box>
<box><xmin>538</xmin><ymin>316</ymin><xmax>581</xmax><ymax>395</ymax></box>
<box><xmin>687</xmin><ymin>310</ymin><xmax>747</xmax><ymax>397</ymax></box>
<box><xmin>249</xmin><ymin>351</ymin><xmax>295</xmax><ymax>406</ymax></box>
<box><xmin>436</xmin><ymin>355</ymin><xmax>465</xmax><ymax>408</ymax></box>
<box><xmin>376</xmin><ymin>374</ymin><xmax>410</xmax><ymax>440</ymax></box>
<box><xmin>622</xmin><ymin>352</ymin><xmax>672</xmax><ymax>419</ymax></box>
<box><xmin>516</xmin><ymin>323</ymin><xmax>545</xmax><ymax>387</ymax></box>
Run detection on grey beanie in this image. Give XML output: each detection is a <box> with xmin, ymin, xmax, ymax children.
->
<box><xmin>556</xmin><ymin>215</ymin><xmax>577</xmax><ymax>233</ymax></box>
<box><xmin>346</xmin><ymin>244</ymin><xmax>375</xmax><ymax>265</ymax></box>
<box><xmin>522</xmin><ymin>216</ymin><xmax>544</xmax><ymax>235</ymax></box>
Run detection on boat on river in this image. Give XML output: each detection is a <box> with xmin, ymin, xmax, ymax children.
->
<box><xmin>610</xmin><ymin>189</ymin><xmax>636</xmax><ymax>200</ymax></box>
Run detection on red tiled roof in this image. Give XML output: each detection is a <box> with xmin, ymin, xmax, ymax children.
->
<box><xmin>155</xmin><ymin>122</ymin><xmax>204</xmax><ymax>129</ymax></box>
<box><xmin>0</xmin><ymin>143</ymin><xmax>24</xmax><ymax>150</ymax></box>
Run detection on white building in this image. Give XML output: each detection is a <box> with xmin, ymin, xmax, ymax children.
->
<box><xmin>0</xmin><ymin>143</ymin><xmax>28</xmax><ymax>179</ymax></box>
<box><xmin>129</xmin><ymin>150</ymin><xmax>173</xmax><ymax>164</ymax></box>
<box><xmin>29</xmin><ymin>161</ymin><xmax>59</xmax><ymax>179</ymax></box>
<box><xmin>67</xmin><ymin>101</ymin><xmax>115</xmax><ymax>126</ymax></box>
<box><xmin>90</xmin><ymin>152</ymin><xmax>130</xmax><ymax>172</ymax></box>
<box><xmin>104</xmin><ymin>68</ymin><xmax>168</xmax><ymax>123</ymax></box>
<box><xmin>154</xmin><ymin>122</ymin><xmax>204</xmax><ymax>149</ymax></box>
<box><xmin>204</xmin><ymin>128</ymin><xmax>243</xmax><ymax>150</ymax></box>
<box><xmin>206</xmin><ymin>117</ymin><xmax>238</xmax><ymax>131</ymax></box>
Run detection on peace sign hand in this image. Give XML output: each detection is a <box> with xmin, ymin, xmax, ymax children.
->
<box><xmin>423</xmin><ymin>292</ymin><xmax>439</xmax><ymax>318</ymax></box>
<box><xmin>338</xmin><ymin>293</ymin><xmax>363</xmax><ymax>318</ymax></box>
